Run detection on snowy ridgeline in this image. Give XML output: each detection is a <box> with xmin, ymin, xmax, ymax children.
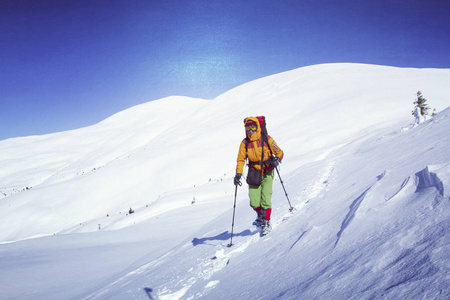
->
<box><xmin>0</xmin><ymin>63</ymin><xmax>449</xmax><ymax>299</ymax></box>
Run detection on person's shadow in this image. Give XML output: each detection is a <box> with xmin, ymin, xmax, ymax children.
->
<box><xmin>192</xmin><ymin>229</ymin><xmax>257</xmax><ymax>246</ymax></box>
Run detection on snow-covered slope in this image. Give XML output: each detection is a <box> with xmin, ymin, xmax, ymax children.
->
<box><xmin>0</xmin><ymin>63</ymin><xmax>449</xmax><ymax>299</ymax></box>
<box><xmin>86</xmin><ymin>106</ymin><xmax>450</xmax><ymax>300</ymax></box>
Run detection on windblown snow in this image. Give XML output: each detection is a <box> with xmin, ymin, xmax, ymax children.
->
<box><xmin>0</xmin><ymin>63</ymin><xmax>449</xmax><ymax>299</ymax></box>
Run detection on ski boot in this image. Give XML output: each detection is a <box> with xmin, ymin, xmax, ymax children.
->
<box><xmin>252</xmin><ymin>209</ymin><xmax>264</xmax><ymax>227</ymax></box>
<box><xmin>261</xmin><ymin>219</ymin><xmax>271</xmax><ymax>236</ymax></box>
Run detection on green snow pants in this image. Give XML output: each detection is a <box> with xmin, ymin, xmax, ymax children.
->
<box><xmin>249</xmin><ymin>171</ymin><xmax>274</xmax><ymax>210</ymax></box>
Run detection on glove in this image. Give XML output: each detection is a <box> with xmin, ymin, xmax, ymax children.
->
<box><xmin>269</xmin><ymin>156</ymin><xmax>280</xmax><ymax>168</ymax></box>
<box><xmin>234</xmin><ymin>173</ymin><xmax>242</xmax><ymax>186</ymax></box>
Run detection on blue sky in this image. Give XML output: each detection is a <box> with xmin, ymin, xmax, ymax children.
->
<box><xmin>1</xmin><ymin>0</ymin><xmax>449</xmax><ymax>140</ymax></box>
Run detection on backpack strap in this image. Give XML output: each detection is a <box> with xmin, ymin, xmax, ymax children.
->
<box><xmin>260</xmin><ymin>136</ymin><xmax>264</xmax><ymax>173</ymax></box>
<box><xmin>261</xmin><ymin>133</ymin><xmax>271</xmax><ymax>155</ymax></box>
<box><xmin>245</xmin><ymin>136</ymin><xmax>265</xmax><ymax>171</ymax></box>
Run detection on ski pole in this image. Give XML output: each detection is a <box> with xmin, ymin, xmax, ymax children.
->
<box><xmin>275</xmin><ymin>167</ymin><xmax>295</xmax><ymax>212</ymax></box>
<box><xmin>227</xmin><ymin>182</ymin><xmax>241</xmax><ymax>247</ymax></box>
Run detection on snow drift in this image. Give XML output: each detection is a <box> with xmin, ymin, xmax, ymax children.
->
<box><xmin>0</xmin><ymin>63</ymin><xmax>449</xmax><ymax>299</ymax></box>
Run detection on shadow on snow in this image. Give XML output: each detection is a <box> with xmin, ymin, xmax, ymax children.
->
<box><xmin>192</xmin><ymin>229</ymin><xmax>258</xmax><ymax>246</ymax></box>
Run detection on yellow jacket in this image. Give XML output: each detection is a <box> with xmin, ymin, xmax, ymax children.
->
<box><xmin>236</xmin><ymin>116</ymin><xmax>284</xmax><ymax>175</ymax></box>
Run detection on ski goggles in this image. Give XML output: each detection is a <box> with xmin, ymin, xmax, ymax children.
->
<box><xmin>245</xmin><ymin>125</ymin><xmax>257</xmax><ymax>131</ymax></box>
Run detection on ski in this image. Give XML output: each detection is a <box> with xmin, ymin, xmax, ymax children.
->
<box><xmin>260</xmin><ymin>227</ymin><xmax>271</xmax><ymax>236</ymax></box>
<box><xmin>253</xmin><ymin>220</ymin><xmax>262</xmax><ymax>227</ymax></box>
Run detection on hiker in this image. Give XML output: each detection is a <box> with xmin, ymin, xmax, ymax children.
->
<box><xmin>234</xmin><ymin>116</ymin><xmax>284</xmax><ymax>235</ymax></box>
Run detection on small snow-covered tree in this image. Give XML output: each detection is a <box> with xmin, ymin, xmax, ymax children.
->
<box><xmin>413</xmin><ymin>106</ymin><xmax>424</xmax><ymax>126</ymax></box>
<box><xmin>412</xmin><ymin>91</ymin><xmax>430</xmax><ymax>116</ymax></box>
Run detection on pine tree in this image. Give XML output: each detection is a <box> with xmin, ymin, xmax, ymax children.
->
<box><xmin>412</xmin><ymin>91</ymin><xmax>430</xmax><ymax>116</ymax></box>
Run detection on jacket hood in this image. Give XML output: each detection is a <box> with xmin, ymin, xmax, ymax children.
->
<box><xmin>244</xmin><ymin>116</ymin><xmax>262</xmax><ymax>142</ymax></box>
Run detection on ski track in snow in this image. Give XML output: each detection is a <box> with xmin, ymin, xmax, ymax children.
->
<box><xmin>158</xmin><ymin>210</ymin><xmax>299</xmax><ymax>299</ymax></box>
<box><xmin>93</xmin><ymin>207</ymin><xmax>299</xmax><ymax>299</ymax></box>
<box><xmin>300</xmin><ymin>158</ymin><xmax>336</xmax><ymax>202</ymax></box>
